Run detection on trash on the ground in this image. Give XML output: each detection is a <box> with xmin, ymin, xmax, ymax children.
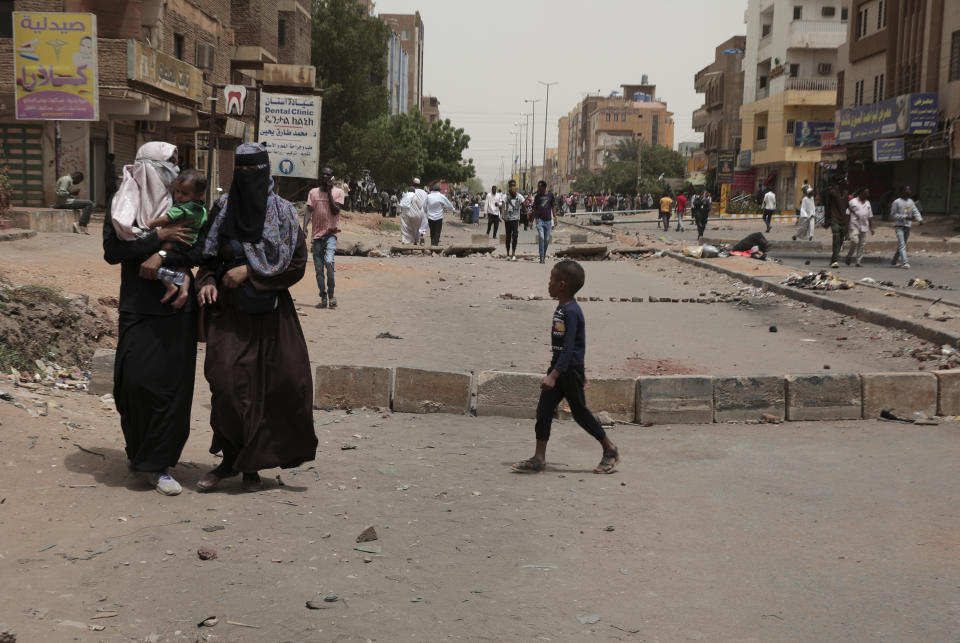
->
<box><xmin>577</xmin><ymin>614</ymin><xmax>601</xmax><ymax>625</ymax></box>
<box><xmin>521</xmin><ymin>564</ymin><xmax>557</xmax><ymax>569</ymax></box>
<box><xmin>356</xmin><ymin>525</ymin><xmax>378</xmax><ymax>543</ymax></box>
<box><xmin>376</xmin><ymin>331</ymin><xmax>402</xmax><ymax>340</ymax></box>
<box><xmin>354</xmin><ymin>544</ymin><xmax>382</xmax><ymax>554</ymax></box>
<box><xmin>860</xmin><ymin>277</ymin><xmax>877</xmax><ymax>284</ymax></box>
<box><xmin>202</xmin><ymin>525</ymin><xmax>224</xmax><ymax>532</ymax></box>
<box><xmin>879</xmin><ymin>409</ymin><xmax>912</xmax><ymax>423</ymax></box>
<box><xmin>596</xmin><ymin>411</ymin><xmax>615</xmax><ymax>427</ymax></box>
<box><xmin>761</xmin><ymin>413</ymin><xmax>783</xmax><ymax>424</ymax></box>
<box><xmin>769</xmin><ymin>325</ymin><xmax>778</xmax><ymax>333</ymax></box>
<box><xmin>602</xmin><ymin>525</ymin><xmax>615</xmax><ymax>532</ymax></box>
<box><xmin>341</xmin><ymin>444</ymin><xmax>358</xmax><ymax>450</ymax></box>
<box><xmin>197</xmin><ymin>547</ymin><xmax>217</xmax><ymax>560</ymax></box>
<box><xmin>197</xmin><ymin>616</ymin><xmax>218</xmax><ymax>627</ymax></box>
<box><xmin>782</xmin><ymin>271</ymin><xmax>854</xmax><ymax>291</ymax></box>
<box><xmin>323</xmin><ymin>595</ymin><xmax>339</xmax><ymax>603</ymax></box>
<box><xmin>305</xmin><ymin>601</ymin><xmax>330</xmax><ymax>610</ymax></box>
<box><xmin>682</xmin><ymin>245</ymin><xmax>704</xmax><ymax>258</ymax></box>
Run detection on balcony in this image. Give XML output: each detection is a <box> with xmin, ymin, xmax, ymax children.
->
<box><xmin>755</xmin><ymin>86</ymin><xmax>770</xmax><ymax>101</ymax></box>
<box><xmin>788</xmin><ymin>20</ymin><xmax>848</xmax><ymax>49</ymax></box>
<box><xmin>754</xmin><ymin>139</ymin><xmax>767</xmax><ymax>152</ymax></box>
<box><xmin>692</xmin><ymin>106</ymin><xmax>710</xmax><ymax>130</ymax></box>
<box><xmin>785</xmin><ymin>77</ymin><xmax>838</xmax><ymax>91</ymax></box>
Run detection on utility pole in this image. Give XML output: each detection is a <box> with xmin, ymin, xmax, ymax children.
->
<box><xmin>524</xmin><ymin>98</ymin><xmax>540</xmax><ymax>185</ymax></box>
<box><xmin>538</xmin><ymin>81</ymin><xmax>557</xmax><ymax>185</ymax></box>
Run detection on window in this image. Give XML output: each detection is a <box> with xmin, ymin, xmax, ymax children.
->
<box><xmin>0</xmin><ymin>0</ymin><xmax>12</xmax><ymax>38</ymax></box>
<box><xmin>786</xmin><ymin>120</ymin><xmax>795</xmax><ymax>134</ymax></box>
<box><xmin>400</xmin><ymin>29</ymin><xmax>409</xmax><ymax>40</ymax></box>
<box><xmin>878</xmin><ymin>73</ymin><xmax>885</xmax><ymax>100</ymax></box>
<box><xmin>758</xmin><ymin>76</ymin><xmax>768</xmax><ymax>89</ymax></box>
<box><xmin>789</xmin><ymin>63</ymin><xmax>799</xmax><ymax>78</ymax></box>
<box><xmin>821</xmin><ymin>6</ymin><xmax>836</xmax><ymax>17</ymax></box>
<box><xmin>757</xmin><ymin>125</ymin><xmax>767</xmax><ymax>140</ymax></box>
<box><xmin>793</xmin><ymin>6</ymin><xmax>802</xmax><ymax>20</ymax></box>
<box><xmin>873</xmin><ymin>75</ymin><xmax>879</xmax><ymax>103</ymax></box>
<box><xmin>877</xmin><ymin>0</ymin><xmax>884</xmax><ymax>29</ymax></box>
<box><xmin>174</xmin><ymin>33</ymin><xmax>185</xmax><ymax>60</ymax></box>
<box><xmin>854</xmin><ymin>79</ymin><xmax>865</xmax><ymax>107</ymax></box>
<box><xmin>951</xmin><ymin>31</ymin><xmax>960</xmax><ymax>82</ymax></box>
<box><xmin>606</xmin><ymin>113</ymin><xmax>611</xmax><ymax>122</ymax></box>
<box><xmin>761</xmin><ymin>23</ymin><xmax>771</xmax><ymax>38</ymax></box>
<box><xmin>859</xmin><ymin>8</ymin><xmax>869</xmax><ymax>37</ymax></box>
<box><xmin>841</xmin><ymin>7</ymin><xmax>849</xmax><ymax>21</ymax></box>
<box><xmin>278</xmin><ymin>18</ymin><xmax>286</xmax><ymax>47</ymax></box>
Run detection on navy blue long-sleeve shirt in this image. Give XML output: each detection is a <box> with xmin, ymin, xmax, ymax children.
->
<box><xmin>549</xmin><ymin>301</ymin><xmax>586</xmax><ymax>373</ymax></box>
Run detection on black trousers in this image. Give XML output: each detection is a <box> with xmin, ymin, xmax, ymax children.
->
<box><xmin>428</xmin><ymin>218</ymin><xmax>443</xmax><ymax>246</ymax></box>
<box><xmin>763</xmin><ymin>208</ymin><xmax>774</xmax><ymax>231</ymax></box>
<box><xmin>660</xmin><ymin>211</ymin><xmax>671</xmax><ymax>229</ymax></box>
<box><xmin>504</xmin><ymin>219</ymin><xmax>519</xmax><ymax>254</ymax></box>
<box><xmin>487</xmin><ymin>214</ymin><xmax>500</xmax><ymax>237</ymax></box>
<box><xmin>535</xmin><ymin>365</ymin><xmax>606</xmax><ymax>442</ymax></box>
<box><xmin>695</xmin><ymin>213</ymin><xmax>708</xmax><ymax>238</ymax></box>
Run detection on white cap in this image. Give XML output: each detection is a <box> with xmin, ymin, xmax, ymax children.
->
<box><xmin>413</xmin><ymin>178</ymin><xmax>421</xmax><ymax>185</ymax></box>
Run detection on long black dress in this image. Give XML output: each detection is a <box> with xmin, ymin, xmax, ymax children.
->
<box><xmin>102</xmin><ymin>211</ymin><xmax>199</xmax><ymax>472</ymax></box>
<box><xmin>196</xmin><ymin>229</ymin><xmax>316</xmax><ymax>473</ymax></box>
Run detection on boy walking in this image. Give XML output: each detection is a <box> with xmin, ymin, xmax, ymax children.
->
<box><xmin>891</xmin><ymin>185</ymin><xmax>922</xmax><ymax>269</ymax></box>
<box><xmin>306</xmin><ymin>167</ymin><xmax>345</xmax><ymax>309</ymax></box>
<box><xmin>512</xmin><ymin>260</ymin><xmax>621</xmax><ymax>475</ymax></box>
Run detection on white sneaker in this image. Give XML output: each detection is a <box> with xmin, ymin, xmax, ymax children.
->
<box><xmin>902</xmin><ymin>263</ymin><xmax>911</xmax><ymax>269</ymax></box>
<box><xmin>145</xmin><ymin>472</ymin><xmax>182</xmax><ymax>495</ymax></box>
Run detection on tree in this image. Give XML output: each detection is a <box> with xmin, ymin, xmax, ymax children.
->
<box><xmin>420</xmin><ymin>114</ymin><xmax>475</xmax><ymax>185</ymax></box>
<box><xmin>311</xmin><ymin>0</ymin><xmax>392</xmax><ymax>173</ymax></box>
<box><xmin>614</xmin><ymin>138</ymin><xmax>639</xmax><ymax>162</ymax></box>
<box><xmin>359</xmin><ymin>113</ymin><xmax>422</xmax><ymax>192</ymax></box>
<box><xmin>639</xmin><ymin>143</ymin><xmax>685</xmax><ymax>181</ymax></box>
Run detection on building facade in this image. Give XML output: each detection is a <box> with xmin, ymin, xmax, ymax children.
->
<box><xmin>693</xmin><ymin>35</ymin><xmax>746</xmax><ymax>179</ymax></box>
<box><xmin>739</xmin><ymin>0</ymin><xmax>848</xmax><ymax>210</ymax></box>
<box><xmin>386</xmin><ymin>29</ymin><xmax>408</xmax><ymax>115</ymax></box>
<box><xmin>561</xmin><ymin>81</ymin><xmax>675</xmax><ymax>180</ymax></box>
<box><xmin>0</xmin><ymin>0</ymin><xmax>314</xmax><ymax>208</ymax></box>
<box><xmin>421</xmin><ymin>95</ymin><xmax>439</xmax><ymax>123</ymax></box>
<box><xmin>832</xmin><ymin>0</ymin><xmax>960</xmax><ymax>215</ymax></box>
<box><xmin>379</xmin><ymin>12</ymin><xmax>423</xmax><ymax>114</ymax></box>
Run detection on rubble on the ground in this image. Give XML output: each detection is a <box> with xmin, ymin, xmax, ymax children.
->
<box><xmin>894</xmin><ymin>344</ymin><xmax>960</xmax><ymax>369</ymax></box>
<box><xmin>782</xmin><ymin>271</ymin><xmax>855</xmax><ymax>291</ymax></box>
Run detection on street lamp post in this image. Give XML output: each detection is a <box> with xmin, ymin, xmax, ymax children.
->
<box><xmin>538</xmin><ymin>81</ymin><xmax>557</xmax><ymax>185</ymax></box>
<box><xmin>524</xmin><ymin>98</ymin><xmax>541</xmax><ymax>186</ymax></box>
<box><xmin>515</xmin><ymin>118</ymin><xmax>528</xmax><ymax>191</ymax></box>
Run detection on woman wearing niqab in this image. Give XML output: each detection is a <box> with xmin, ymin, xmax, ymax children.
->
<box><xmin>195</xmin><ymin>142</ymin><xmax>317</xmax><ymax>492</ymax></box>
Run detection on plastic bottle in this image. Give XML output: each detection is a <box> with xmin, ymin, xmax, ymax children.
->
<box><xmin>156</xmin><ymin>267</ymin><xmax>186</xmax><ymax>285</ymax></box>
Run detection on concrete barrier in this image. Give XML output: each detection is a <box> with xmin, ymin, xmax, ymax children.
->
<box><xmin>713</xmin><ymin>375</ymin><xmax>785</xmax><ymax>422</ymax></box>
<box><xmin>314</xmin><ymin>365</ymin><xmax>393</xmax><ymax>410</ymax></box>
<box><xmin>861</xmin><ymin>372</ymin><xmax>937</xmax><ymax>419</ymax></box>
<box><xmin>393</xmin><ymin>367</ymin><xmax>471</xmax><ymax>415</ymax></box>
<box><xmin>582</xmin><ymin>376</ymin><xmax>637</xmax><ymax>422</ymax></box>
<box><xmin>935</xmin><ymin>369</ymin><xmax>960</xmax><ymax>416</ymax></box>
<box><xmin>10</xmin><ymin>208</ymin><xmax>78</xmax><ymax>233</ymax></box>
<box><xmin>475</xmin><ymin>371</ymin><xmax>541</xmax><ymax>418</ymax></box>
<box><xmin>471</xmin><ymin>233</ymin><xmax>489</xmax><ymax>245</ymax></box>
<box><xmin>786</xmin><ymin>373</ymin><xmax>861</xmax><ymax>421</ymax></box>
<box><xmin>570</xmin><ymin>233</ymin><xmax>589</xmax><ymax>244</ymax></box>
<box><xmin>88</xmin><ymin>348</ymin><xmax>116</xmax><ymax>396</ymax></box>
<box><xmin>638</xmin><ymin>375</ymin><xmax>714</xmax><ymax>424</ymax></box>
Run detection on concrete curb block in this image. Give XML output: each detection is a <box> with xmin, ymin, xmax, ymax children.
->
<box><xmin>665</xmin><ymin>251</ymin><xmax>960</xmax><ymax>348</ymax></box>
<box><xmin>88</xmin><ymin>348</ymin><xmax>116</xmax><ymax>396</ymax></box>
<box><xmin>786</xmin><ymin>373</ymin><xmax>862</xmax><ymax>421</ymax></box>
<box><xmin>862</xmin><ymin>372</ymin><xmax>937</xmax><ymax>419</ymax></box>
<box><xmin>638</xmin><ymin>375</ymin><xmax>714</xmax><ymax>424</ymax></box>
<box><xmin>393</xmin><ymin>367</ymin><xmax>472</xmax><ymax>415</ymax></box>
<box><xmin>475</xmin><ymin>371</ymin><xmax>542</xmax><ymax>419</ymax></box>
<box><xmin>314</xmin><ymin>365</ymin><xmax>393</xmax><ymax>411</ymax></box>
<box><xmin>714</xmin><ymin>375</ymin><xmax>785</xmax><ymax>422</ymax></box>
<box><xmin>934</xmin><ymin>369</ymin><xmax>960</xmax><ymax>416</ymax></box>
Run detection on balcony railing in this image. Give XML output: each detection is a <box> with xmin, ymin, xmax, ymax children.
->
<box><xmin>789</xmin><ymin>20</ymin><xmax>847</xmax><ymax>34</ymax></box>
<box><xmin>754</xmin><ymin>139</ymin><xmax>767</xmax><ymax>151</ymax></box>
<box><xmin>756</xmin><ymin>86</ymin><xmax>770</xmax><ymax>101</ymax></box>
<box><xmin>784</xmin><ymin>133</ymin><xmax>795</xmax><ymax>147</ymax></box>
<box><xmin>785</xmin><ymin>77</ymin><xmax>838</xmax><ymax>91</ymax></box>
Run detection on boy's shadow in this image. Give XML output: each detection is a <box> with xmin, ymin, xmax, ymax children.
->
<box><xmin>501</xmin><ymin>461</ymin><xmax>600</xmax><ymax>475</ymax></box>
<box><xmin>63</xmin><ymin>447</ymin><xmax>310</xmax><ymax>494</ymax></box>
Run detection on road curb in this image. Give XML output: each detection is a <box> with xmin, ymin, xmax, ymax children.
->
<box><xmin>664</xmin><ymin>251</ymin><xmax>960</xmax><ymax>348</ymax></box>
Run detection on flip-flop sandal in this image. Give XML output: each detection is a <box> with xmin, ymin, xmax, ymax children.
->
<box><xmin>593</xmin><ymin>448</ymin><xmax>621</xmax><ymax>474</ymax></box>
<box><xmin>511</xmin><ymin>458</ymin><xmax>545</xmax><ymax>473</ymax></box>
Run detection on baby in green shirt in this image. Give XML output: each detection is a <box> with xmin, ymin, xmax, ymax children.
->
<box><xmin>145</xmin><ymin>169</ymin><xmax>208</xmax><ymax>307</ymax></box>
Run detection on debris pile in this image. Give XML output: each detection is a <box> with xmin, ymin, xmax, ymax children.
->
<box><xmin>895</xmin><ymin>344</ymin><xmax>960</xmax><ymax>370</ymax></box>
<box><xmin>782</xmin><ymin>271</ymin><xmax>855</xmax><ymax>291</ymax></box>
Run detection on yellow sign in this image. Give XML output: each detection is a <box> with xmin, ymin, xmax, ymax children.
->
<box><xmin>720</xmin><ymin>184</ymin><xmax>729</xmax><ymax>214</ymax></box>
<box><xmin>127</xmin><ymin>40</ymin><xmax>203</xmax><ymax>103</ymax></box>
<box><xmin>13</xmin><ymin>12</ymin><xmax>98</xmax><ymax>120</ymax></box>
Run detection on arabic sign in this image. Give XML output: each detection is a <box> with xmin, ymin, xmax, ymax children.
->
<box><xmin>836</xmin><ymin>93</ymin><xmax>938</xmax><ymax>143</ymax></box>
<box><xmin>258</xmin><ymin>92</ymin><xmax>322</xmax><ymax>179</ymax></box>
<box><xmin>127</xmin><ymin>40</ymin><xmax>203</xmax><ymax>103</ymax></box>
<box><xmin>794</xmin><ymin>121</ymin><xmax>834</xmax><ymax>147</ymax></box>
<box><xmin>873</xmin><ymin>138</ymin><xmax>905</xmax><ymax>162</ymax></box>
<box><xmin>13</xmin><ymin>12</ymin><xmax>98</xmax><ymax>120</ymax></box>
<box><xmin>737</xmin><ymin>150</ymin><xmax>751</xmax><ymax>168</ymax></box>
<box><xmin>224</xmin><ymin>85</ymin><xmax>247</xmax><ymax>115</ymax></box>
<box><xmin>717</xmin><ymin>150</ymin><xmax>736</xmax><ymax>183</ymax></box>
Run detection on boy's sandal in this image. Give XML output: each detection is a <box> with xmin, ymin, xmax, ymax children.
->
<box><xmin>511</xmin><ymin>458</ymin><xmax>545</xmax><ymax>473</ymax></box>
<box><xmin>593</xmin><ymin>449</ymin><xmax>621</xmax><ymax>474</ymax></box>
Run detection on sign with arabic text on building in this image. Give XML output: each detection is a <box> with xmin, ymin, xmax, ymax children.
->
<box><xmin>794</xmin><ymin>121</ymin><xmax>834</xmax><ymax>147</ymax></box>
<box><xmin>872</xmin><ymin>138</ymin><xmax>905</xmax><ymax>162</ymax></box>
<box><xmin>258</xmin><ymin>92</ymin><xmax>322</xmax><ymax>178</ymax></box>
<box><xmin>716</xmin><ymin>150</ymin><xmax>736</xmax><ymax>183</ymax></box>
<box><xmin>836</xmin><ymin>93</ymin><xmax>939</xmax><ymax>144</ymax></box>
<box><xmin>13</xmin><ymin>12</ymin><xmax>98</xmax><ymax>120</ymax></box>
<box><xmin>127</xmin><ymin>40</ymin><xmax>203</xmax><ymax>103</ymax></box>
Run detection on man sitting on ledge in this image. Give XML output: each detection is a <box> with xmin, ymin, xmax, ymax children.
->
<box><xmin>56</xmin><ymin>171</ymin><xmax>94</xmax><ymax>234</ymax></box>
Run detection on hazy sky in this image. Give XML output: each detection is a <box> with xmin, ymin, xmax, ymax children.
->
<box><xmin>373</xmin><ymin>0</ymin><xmax>747</xmax><ymax>186</ymax></box>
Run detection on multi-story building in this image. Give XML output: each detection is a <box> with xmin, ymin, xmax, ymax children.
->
<box><xmin>380</xmin><ymin>13</ymin><xmax>423</xmax><ymax>115</ymax></box>
<box><xmin>556</xmin><ymin>115</ymin><xmax>569</xmax><ymax>190</ymax></box>
<box><xmin>559</xmin><ymin>79</ymin><xmax>675</xmax><ymax>180</ymax></box>
<box><xmin>738</xmin><ymin>0</ymin><xmax>848</xmax><ymax>210</ymax></box>
<box><xmin>421</xmin><ymin>95</ymin><xmax>439</xmax><ymax>123</ymax></box>
<box><xmin>832</xmin><ymin>0</ymin><xmax>960</xmax><ymax>215</ymax></box>
<box><xmin>386</xmin><ymin>29</ymin><xmax>408</xmax><ymax>115</ymax></box>
<box><xmin>0</xmin><ymin>0</ymin><xmax>314</xmax><ymax>208</ymax></box>
<box><xmin>692</xmin><ymin>35</ymin><xmax>746</xmax><ymax>181</ymax></box>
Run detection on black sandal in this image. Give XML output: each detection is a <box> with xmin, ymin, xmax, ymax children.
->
<box><xmin>511</xmin><ymin>458</ymin><xmax>546</xmax><ymax>473</ymax></box>
<box><xmin>593</xmin><ymin>448</ymin><xmax>621</xmax><ymax>474</ymax></box>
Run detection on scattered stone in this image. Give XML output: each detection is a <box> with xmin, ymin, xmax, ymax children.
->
<box><xmin>341</xmin><ymin>444</ymin><xmax>358</xmax><ymax>450</ymax></box>
<box><xmin>836</xmin><ymin>336</ymin><xmax>848</xmax><ymax>341</ymax></box>
<box><xmin>305</xmin><ymin>601</ymin><xmax>329</xmax><ymax>610</ymax></box>
<box><xmin>197</xmin><ymin>547</ymin><xmax>217</xmax><ymax>560</ymax></box>
<box><xmin>356</xmin><ymin>525</ymin><xmax>378</xmax><ymax>543</ymax></box>
<box><xmin>201</xmin><ymin>525</ymin><xmax>224</xmax><ymax>532</ymax></box>
<box><xmin>197</xmin><ymin>616</ymin><xmax>218</xmax><ymax>627</ymax></box>
<box><xmin>769</xmin><ymin>325</ymin><xmax>778</xmax><ymax>333</ymax></box>
<box><xmin>823</xmin><ymin>365</ymin><xmax>831</xmax><ymax>370</ymax></box>
<box><xmin>323</xmin><ymin>595</ymin><xmax>339</xmax><ymax>603</ymax></box>
<box><xmin>577</xmin><ymin>614</ymin><xmax>601</xmax><ymax>625</ymax></box>
<box><xmin>596</xmin><ymin>411</ymin><xmax>615</xmax><ymax>427</ymax></box>
<box><xmin>0</xmin><ymin>624</ymin><xmax>15</xmax><ymax>643</ymax></box>
<box><xmin>602</xmin><ymin>526</ymin><xmax>615</xmax><ymax>532</ymax></box>
<box><xmin>760</xmin><ymin>413</ymin><xmax>783</xmax><ymax>424</ymax></box>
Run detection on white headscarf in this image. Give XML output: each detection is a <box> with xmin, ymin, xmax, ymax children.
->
<box><xmin>110</xmin><ymin>142</ymin><xmax>180</xmax><ymax>240</ymax></box>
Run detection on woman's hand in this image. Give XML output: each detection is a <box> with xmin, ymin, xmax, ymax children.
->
<box><xmin>156</xmin><ymin>222</ymin><xmax>192</xmax><ymax>245</ymax></box>
<box><xmin>197</xmin><ymin>284</ymin><xmax>218</xmax><ymax>306</ymax></box>
<box><xmin>222</xmin><ymin>265</ymin><xmax>249</xmax><ymax>288</ymax></box>
<box><xmin>139</xmin><ymin>253</ymin><xmax>162</xmax><ymax>280</ymax></box>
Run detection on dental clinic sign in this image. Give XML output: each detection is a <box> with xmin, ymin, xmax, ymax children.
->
<box><xmin>836</xmin><ymin>93</ymin><xmax>938</xmax><ymax>144</ymax></box>
<box><xmin>258</xmin><ymin>92</ymin><xmax>322</xmax><ymax>179</ymax></box>
<box><xmin>13</xmin><ymin>12</ymin><xmax>99</xmax><ymax>120</ymax></box>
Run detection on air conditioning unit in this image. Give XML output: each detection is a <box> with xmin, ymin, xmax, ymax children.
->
<box><xmin>195</xmin><ymin>42</ymin><xmax>215</xmax><ymax>70</ymax></box>
<box><xmin>136</xmin><ymin>120</ymin><xmax>157</xmax><ymax>133</ymax></box>
<box><xmin>818</xmin><ymin>63</ymin><xmax>833</xmax><ymax>75</ymax></box>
